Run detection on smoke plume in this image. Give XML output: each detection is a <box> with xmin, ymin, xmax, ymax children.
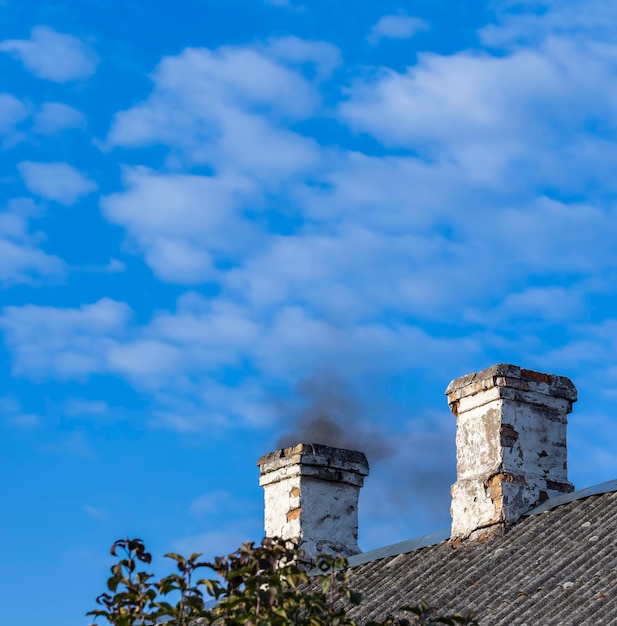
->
<box><xmin>275</xmin><ymin>374</ymin><xmax>392</xmax><ymax>463</ymax></box>
<box><xmin>357</xmin><ymin>425</ymin><xmax>456</xmax><ymax>546</ymax></box>
<box><xmin>274</xmin><ymin>374</ymin><xmax>456</xmax><ymax>540</ymax></box>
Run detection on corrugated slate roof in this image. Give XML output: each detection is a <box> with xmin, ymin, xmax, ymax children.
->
<box><xmin>343</xmin><ymin>487</ymin><xmax>617</xmax><ymax>625</ymax></box>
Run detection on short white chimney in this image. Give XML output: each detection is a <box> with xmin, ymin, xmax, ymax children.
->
<box><xmin>446</xmin><ymin>364</ymin><xmax>577</xmax><ymax>542</ymax></box>
<box><xmin>257</xmin><ymin>443</ymin><xmax>369</xmax><ymax>563</ymax></box>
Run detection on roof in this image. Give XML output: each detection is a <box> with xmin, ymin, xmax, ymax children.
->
<box><xmin>341</xmin><ymin>482</ymin><xmax>617</xmax><ymax>625</ymax></box>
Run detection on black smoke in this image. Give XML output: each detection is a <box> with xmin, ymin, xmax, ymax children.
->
<box><xmin>273</xmin><ymin>374</ymin><xmax>456</xmax><ymax>535</ymax></box>
<box><xmin>275</xmin><ymin>374</ymin><xmax>392</xmax><ymax>463</ymax></box>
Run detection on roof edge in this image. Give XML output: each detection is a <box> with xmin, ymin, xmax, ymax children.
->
<box><xmin>346</xmin><ymin>529</ymin><xmax>450</xmax><ymax>569</ymax></box>
<box><xmin>333</xmin><ymin>478</ymin><xmax>617</xmax><ymax>571</ymax></box>
<box><xmin>524</xmin><ymin>477</ymin><xmax>617</xmax><ymax>516</ymax></box>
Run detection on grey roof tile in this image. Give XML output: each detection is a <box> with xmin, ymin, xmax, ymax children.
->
<box><xmin>343</xmin><ymin>489</ymin><xmax>617</xmax><ymax>625</ymax></box>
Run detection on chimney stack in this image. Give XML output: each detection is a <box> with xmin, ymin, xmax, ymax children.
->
<box><xmin>257</xmin><ymin>443</ymin><xmax>369</xmax><ymax>564</ymax></box>
<box><xmin>446</xmin><ymin>364</ymin><xmax>577</xmax><ymax>542</ymax></box>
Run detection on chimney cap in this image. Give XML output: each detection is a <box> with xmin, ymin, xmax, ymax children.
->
<box><xmin>446</xmin><ymin>363</ymin><xmax>577</xmax><ymax>406</ymax></box>
<box><xmin>257</xmin><ymin>442</ymin><xmax>369</xmax><ymax>477</ymax></box>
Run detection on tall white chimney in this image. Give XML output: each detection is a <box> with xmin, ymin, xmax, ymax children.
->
<box><xmin>257</xmin><ymin>443</ymin><xmax>369</xmax><ymax>563</ymax></box>
<box><xmin>446</xmin><ymin>364</ymin><xmax>577</xmax><ymax>542</ymax></box>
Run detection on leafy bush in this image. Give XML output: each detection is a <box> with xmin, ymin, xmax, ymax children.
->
<box><xmin>88</xmin><ymin>537</ymin><xmax>478</xmax><ymax>626</ymax></box>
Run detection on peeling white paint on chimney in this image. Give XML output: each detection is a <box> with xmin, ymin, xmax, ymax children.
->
<box><xmin>257</xmin><ymin>443</ymin><xmax>369</xmax><ymax>563</ymax></box>
<box><xmin>446</xmin><ymin>364</ymin><xmax>577</xmax><ymax>543</ymax></box>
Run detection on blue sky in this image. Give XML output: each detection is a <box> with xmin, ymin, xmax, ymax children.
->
<box><xmin>2</xmin><ymin>0</ymin><xmax>617</xmax><ymax>624</ymax></box>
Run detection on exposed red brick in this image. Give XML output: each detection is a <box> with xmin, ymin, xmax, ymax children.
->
<box><xmin>521</xmin><ymin>368</ymin><xmax>551</xmax><ymax>384</ymax></box>
<box><xmin>286</xmin><ymin>507</ymin><xmax>302</xmax><ymax>522</ymax></box>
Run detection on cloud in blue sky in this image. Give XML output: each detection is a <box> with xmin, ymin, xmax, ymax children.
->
<box><xmin>0</xmin><ymin>26</ymin><xmax>98</xmax><ymax>82</ymax></box>
<box><xmin>367</xmin><ymin>14</ymin><xmax>429</xmax><ymax>44</ymax></box>
<box><xmin>341</xmin><ymin>39</ymin><xmax>617</xmax><ymax>187</ymax></box>
<box><xmin>18</xmin><ymin>161</ymin><xmax>97</xmax><ymax>204</ymax></box>
<box><xmin>33</xmin><ymin>102</ymin><xmax>86</xmax><ymax>134</ymax></box>
<box><xmin>0</xmin><ymin>198</ymin><xmax>65</xmax><ymax>284</ymax></box>
<box><xmin>101</xmin><ymin>168</ymin><xmax>260</xmax><ymax>283</ymax></box>
<box><xmin>1</xmin><ymin>298</ymin><xmax>131</xmax><ymax>378</ymax></box>
<box><xmin>0</xmin><ymin>92</ymin><xmax>27</xmax><ymax>133</ymax></box>
<box><xmin>2</xmin><ymin>2</ymin><xmax>617</xmax><ymax>626</ymax></box>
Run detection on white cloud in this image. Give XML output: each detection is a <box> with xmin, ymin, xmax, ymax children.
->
<box><xmin>0</xmin><ymin>239</ymin><xmax>64</xmax><ymax>285</ymax></box>
<box><xmin>107</xmin><ymin>43</ymin><xmax>319</xmax><ymax>143</ymax></box>
<box><xmin>102</xmin><ymin>40</ymin><xmax>340</xmax><ymax>284</ymax></box>
<box><xmin>0</xmin><ymin>26</ymin><xmax>98</xmax><ymax>82</ymax></box>
<box><xmin>18</xmin><ymin>161</ymin><xmax>97</xmax><ymax>205</ymax></box>
<box><xmin>476</xmin><ymin>197</ymin><xmax>617</xmax><ymax>274</ymax></box>
<box><xmin>294</xmin><ymin>150</ymin><xmax>466</xmax><ymax>229</ymax></box>
<box><xmin>340</xmin><ymin>39</ymin><xmax>617</xmax><ymax>186</ymax></box>
<box><xmin>101</xmin><ymin>167</ymin><xmax>259</xmax><ymax>283</ymax></box>
<box><xmin>266</xmin><ymin>36</ymin><xmax>341</xmax><ymax>78</ymax></box>
<box><xmin>0</xmin><ymin>298</ymin><xmax>131</xmax><ymax>379</ymax></box>
<box><xmin>0</xmin><ymin>286</ymin><xmax>479</xmax><ymax>436</ymax></box>
<box><xmin>150</xmin><ymin>377</ymin><xmax>274</xmax><ymax>432</ymax></box>
<box><xmin>33</xmin><ymin>102</ymin><xmax>86</xmax><ymax>134</ymax></box>
<box><xmin>253</xmin><ymin>306</ymin><xmax>481</xmax><ymax>381</ymax></box>
<box><xmin>481</xmin><ymin>0</ymin><xmax>617</xmax><ymax>48</ymax></box>
<box><xmin>108</xmin><ymin>339</ymin><xmax>183</xmax><ymax>382</ymax></box>
<box><xmin>223</xmin><ymin>210</ymin><xmax>530</xmax><ymax>326</ymax></box>
<box><xmin>148</xmin><ymin>293</ymin><xmax>259</xmax><ymax>362</ymax></box>
<box><xmin>0</xmin><ymin>93</ymin><xmax>28</xmax><ymax>135</ymax></box>
<box><xmin>102</xmin><ymin>294</ymin><xmax>261</xmax><ymax>391</ymax></box>
<box><xmin>0</xmin><ymin>293</ymin><xmax>261</xmax><ymax>408</ymax></box>
<box><xmin>0</xmin><ymin>197</ymin><xmax>65</xmax><ymax>285</ymax></box>
<box><xmin>106</xmin><ymin>42</ymin><xmax>321</xmax><ymax>180</ymax></box>
<box><xmin>287</xmin><ymin>158</ymin><xmax>617</xmax><ymax>323</ymax></box>
<box><xmin>485</xmin><ymin>286</ymin><xmax>584</xmax><ymax>323</ymax></box>
<box><xmin>368</xmin><ymin>14</ymin><xmax>428</xmax><ymax>44</ymax></box>
<box><xmin>225</xmin><ymin>223</ymin><xmax>473</xmax><ymax>321</ymax></box>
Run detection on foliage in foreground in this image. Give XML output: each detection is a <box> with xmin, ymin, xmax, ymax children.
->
<box><xmin>88</xmin><ymin>537</ymin><xmax>478</xmax><ymax>626</ymax></box>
